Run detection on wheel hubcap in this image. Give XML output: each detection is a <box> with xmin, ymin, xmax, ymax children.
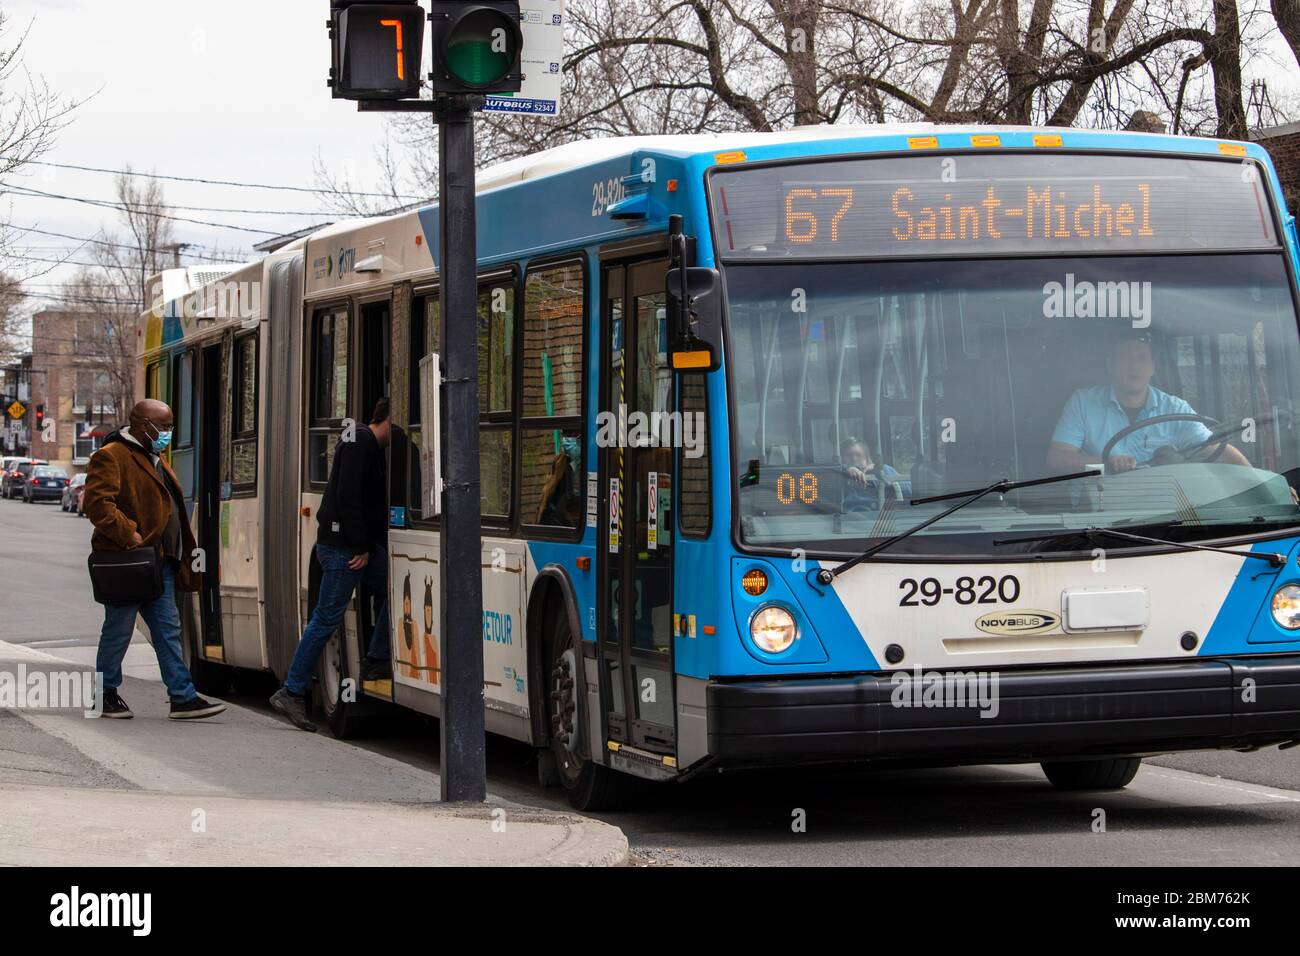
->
<box><xmin>550</xmin><ymin>648</ymin><xmax>578</xmax><ymax>757</ymax></box>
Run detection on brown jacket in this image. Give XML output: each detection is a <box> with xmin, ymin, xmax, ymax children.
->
<box><xmin>83</xmin><ymin>429</ymin><xmax>200</xmax><ymax>592</ymax></box>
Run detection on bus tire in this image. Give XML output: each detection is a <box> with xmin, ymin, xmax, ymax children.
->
<box><xmin>1041</xmin><ymin>757</ymin><xmax>1141</xmax><ymax>790</ymax></box>
<box><xmin>317</xmin><ymin>629</ymin><xmax>367</xmax><ymax>739</ymax></box>
<box><xmin>545</xmin><ymin>603</ymin><xmax>623</xmax><ymax>811</ymax></box>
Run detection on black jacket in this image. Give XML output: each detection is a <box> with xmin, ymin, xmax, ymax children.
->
<box><xmin>316</xmin><ymin>426</ymin><xmax>387</xmax><ymax>553</ymax></box>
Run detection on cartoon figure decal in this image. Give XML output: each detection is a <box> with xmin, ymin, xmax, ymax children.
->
<box><xmin>423</xmin><ymin>576</ymin><xmax>439</xmax><ymax>686</ymax></box>
<box><xmin>401</xmin><ymin>572</ymin><xmax>418</xmax><ymax>679</ymax></box>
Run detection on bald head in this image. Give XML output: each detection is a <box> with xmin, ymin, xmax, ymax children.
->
<box><xmin>129</xmin><ymin>399</ymin><xmax>174</xmax><ymax>447</ymax></box>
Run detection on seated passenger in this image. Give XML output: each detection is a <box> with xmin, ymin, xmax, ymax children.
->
<box><xmin>840</xmin><ymin>438</ymin><xmax>900</xmax><ymax>511</ymax></box>
<box><xmin>1047</xmin><ymin>331</ymin><xmax>1250</xmax><ymax>474</ymax></box>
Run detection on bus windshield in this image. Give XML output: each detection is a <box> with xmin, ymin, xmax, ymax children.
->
<box><xmin>725</xmin><ymin>253</ymin><xmax>1300</xmax><ymax>556</ymax></box>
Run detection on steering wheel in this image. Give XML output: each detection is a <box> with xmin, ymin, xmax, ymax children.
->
<box><xmin>1099</xmin><ymin>413</ymin><xmax>1222</xmax><ymax>467</ymax></box>
<box><xmin>1174</xmin><ymin>409</ymin><xmax>1294</xmax><ymax>463</ymax></box>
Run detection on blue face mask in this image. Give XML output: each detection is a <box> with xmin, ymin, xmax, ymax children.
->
<box><xmin>150</xmin><ymin>428</ymin><xmax>173</xmax><ymax>453</ymax></box>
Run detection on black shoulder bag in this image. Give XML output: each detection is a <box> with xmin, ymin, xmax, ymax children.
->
<box><xmin>87</xmin><ymin>546</ymin><xmax>164</xmax><ymax>606</ymax></box>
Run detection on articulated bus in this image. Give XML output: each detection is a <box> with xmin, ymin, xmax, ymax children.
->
<box><xmin>139</xmin><ymin>124</ymin><xmax>1300</xmax><ymax>809</ymax></box>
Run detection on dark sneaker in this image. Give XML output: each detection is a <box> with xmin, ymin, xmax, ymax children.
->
<box><xmin>361</xmin><ymin>658</ymin><xmax>392</xmax><ymax>682</ymax></box>
<box><xmin>168</xmin><ymin>695</ymin><xmax>226</xmax><ymax>720</ymax></box>
<box><xmin>99</xmin><ymin>689</ymin><xmax>133</xmax><ymax>719</ymax></box>
<box><xmin>269</xmin><ymin>687</ymin><xmax>317</xmax><ymax>733</ymax></box>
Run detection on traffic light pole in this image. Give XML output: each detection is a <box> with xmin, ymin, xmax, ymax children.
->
<box><xmin>435</xmin><ymin>94</ymin><xmax>487</xmax><ymax>803</ymax></box>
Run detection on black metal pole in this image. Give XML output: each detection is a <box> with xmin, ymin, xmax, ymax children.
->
<box><xmin>436</xmin><ymin>95</ymin><xmax>487</xmax><ymax>803</ymax></box>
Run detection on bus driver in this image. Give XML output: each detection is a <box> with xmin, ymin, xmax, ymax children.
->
<box><xmin>1046</xmin><ymin>330</ymin><xmax>1251</xmax><ymax>475</ymax></box>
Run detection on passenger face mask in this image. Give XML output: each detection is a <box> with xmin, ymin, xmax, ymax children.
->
<box><xmin>140</xmin><ymin>419</ymin><xmax>173</xmax><ymax>453</ymax></box>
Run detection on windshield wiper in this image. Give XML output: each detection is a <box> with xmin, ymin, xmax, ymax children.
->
<box><xmin>993</xmin><ymin>526</ymin><xmax>1286</xmax><ymax>567</ymax></box>
<box><xmin>814</xmin><ymin>469</ymin><xmax>1101</xmax><ymax>586</ymax></box>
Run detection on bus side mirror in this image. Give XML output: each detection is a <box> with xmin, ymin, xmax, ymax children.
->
<box><xmin>666</xmin><ymin>266</ymin><xmax>722</xmax><ymax>372</ymax></box>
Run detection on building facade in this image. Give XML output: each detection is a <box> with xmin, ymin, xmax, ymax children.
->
<box><xmin>26</xmin><ymin>309</ymin><xmax>129</xmax><ymax>474</ymax></box>
<box><xmin>1255</xmin><ymin>121</ymin><xmax>1300</xmax><ymax>216</ymax></box>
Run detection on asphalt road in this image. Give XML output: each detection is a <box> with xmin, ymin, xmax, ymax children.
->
<box><xmin>4</xmin><ymin>493</ymin><xmax>1300</xmax><ymax>866</ymax></box>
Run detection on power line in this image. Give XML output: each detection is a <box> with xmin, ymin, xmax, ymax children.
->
<box><xmin>5</xmin><ymin>224</ymin><xmax>248</xmax><ymax>262</ymax></box>
<box><xmin>4</xmin><ymin>181</ymin><xmax>336</xmax><ymax>217</ymax></box>
<box><xmin>0</xmin><ymin>183</ymin><xmax>293</xmax><ymax>236</ymax></box>
<box><xmin>3</xmin><ymin>158</ymin><xmax>427</xmax><ymax>201</ymax></box>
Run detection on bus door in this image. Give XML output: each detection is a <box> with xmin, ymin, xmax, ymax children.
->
<box><xmin>196</xmin><ymin>342</ymin><xmax>223</xmax><ymax>658</ymax></box>
<box><xmin>598</xmin><ymin>257</ymin><xmax>677</xmax><ymax>755</ymax></box>
<box><xmin>358</xmin><ymin>297</ymin><xmax>392</xmax><ymax>674</ymax></box>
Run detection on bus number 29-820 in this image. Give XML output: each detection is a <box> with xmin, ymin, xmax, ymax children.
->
<box><xmin>899</xmin><ymin>575</ymin><xmax>1021</xmax><ymax>607</ymax></box>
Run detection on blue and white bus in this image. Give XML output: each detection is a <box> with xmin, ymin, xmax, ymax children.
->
<box><xmin>140</xmin><ymin>124</ymin><xmax>1300</xmax><ymax>809</ymax></box>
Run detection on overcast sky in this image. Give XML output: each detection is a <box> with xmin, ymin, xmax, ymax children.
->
<box><xmin>3</xmin><ymin>0</ymin><xmax>404</xmax><ymax>305</ymax></box>
<box><xmin>3</xmin><ymin>0</ymin><xmax>1297</xmax><ymax>313</ymax></box>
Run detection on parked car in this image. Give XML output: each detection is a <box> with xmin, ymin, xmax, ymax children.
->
<box><xmin>1</xmin><ymin>459</ymin><xmax>48</xmax><ymax>499</ymax></box>
<box><xmin>61</xmin><ymin>473</ymin><xmax>87</xmax><ymax>513</ymax></box>
<box><xmin>22</xmin><ymin>465</ymin><xmax>70</xmax><ymax>503</ymax></box>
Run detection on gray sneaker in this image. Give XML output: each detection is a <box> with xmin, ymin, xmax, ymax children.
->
<box><xmin>270</xmin><ymin>687</ymin><xmax>317</xmax><ymax>733</ymax></box>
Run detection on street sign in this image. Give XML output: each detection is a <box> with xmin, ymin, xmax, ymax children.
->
<box><xmin>483</xmin><ymin>0</ymin><xmax>565</xmax><ymax>116</ymax></box>
<box><xmin>6</xmin><ymin>401</ymin><xmax>25</xmax><ymax>420</ymax></box>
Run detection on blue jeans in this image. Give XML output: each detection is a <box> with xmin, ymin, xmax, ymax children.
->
<box><xmin>96</xmin><ymin>560</ymin><xmax>197</xmax><ymax>704</ymax></box>
<box><xmin>284</xmin><ymin>543</ymin><xmax>391</xmax><ymax>695</ymax></box>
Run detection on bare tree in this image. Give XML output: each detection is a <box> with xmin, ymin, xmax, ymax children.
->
<box><xmin>55</xmin><ymin>170</ymin><xmax>178</xmax><ymax>422</ymax></box>
<box><xmin>313</xmin><ymin>0</ymin><xmax>1295</xmax><ymax>207</ymax></box>
<box><xmin>0</xmin><ymin>11</ymin><xmax>79</xmax><ymax>191</ymax></box>
<box><xmin>0</xmin><ymin>9</ymin><xmax>80</xmax><ymax>364</ymax></box>
<box><xmin>1273</xmin><ymin>0</ymin><xmax>1300</xmax><ymax>68</ymax></box>
<box><xmin>0</xmin><ymin>267</ymin><xmax>24</xmax><ymax>362</ymax></box>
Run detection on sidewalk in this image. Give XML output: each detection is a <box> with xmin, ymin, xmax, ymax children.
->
<box><xmin>0</xmin><ymin>640</ymin><xmax>628</xmax><ymax>866</ymax></box>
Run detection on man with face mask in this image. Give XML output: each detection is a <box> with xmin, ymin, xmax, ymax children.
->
<box><xmin>82</xmin><ymin>399</ymin><xmax>226</xmax><ymax>720</ymax></box>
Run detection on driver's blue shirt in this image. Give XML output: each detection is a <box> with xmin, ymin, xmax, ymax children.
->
<box><xmin>1050</xmin><ymin>385</ymin><xmax>1213</xmax><ymax>464</ymax></box>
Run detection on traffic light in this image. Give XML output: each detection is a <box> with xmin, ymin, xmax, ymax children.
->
<box><xmin>429</xmin><ymin>2</ymin><xmax>523</xmax><ymax>94</ymax></box>
<box><xmin>34</xmin><ymin>405</ymin><xmax>44</xmax><ymax>431</ymax></box>
<box><xmin>329</xmin><ymin>1</ymin><xmax>426</xmax><ymax>100</ymax></box>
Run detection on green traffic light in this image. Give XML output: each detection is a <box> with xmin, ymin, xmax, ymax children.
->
<box><xmin>444</xmin><ymin>10</ymin><xmax>517</xmax><ymax>87</ymax></box>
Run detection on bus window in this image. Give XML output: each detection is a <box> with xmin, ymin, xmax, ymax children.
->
<box><xmin>173</xmin><ymin>350</ymin><xmax>193</xmax><ymax>449</ymax></box>
<box><xmin>479</xmin><ymin>277</ymin><xmax>515</xmax><ymax>523</ymax></box>
<box><xmin>408</xmin><ymin>292</ymin><xmax>439</xmax><ymax>522</ymax></box>
<box><xmin>360</xmin><ymin>299</ymin><xmax>391</xmax><ymax>425</ymax></box>
<box><xmin>232</xmin><ymin>333</ymin><xmax>258</xmax><ymax>491</ymax></box>
<box><xmin>145</xmin><ymin>360</ymin><xmax>164</xmax><ymax>403</ymax></box>
<box><xmin>523</xmin><ymin>264</ymin><xmax>583</xmax><ymax>418</ymax></box>
<box><xmin>520</xmin><ymin>427</ymin><xmax>582</xmax><ymax>528</ymax></box>
<box><xmin>309</xmin><ymin>306</ymin><xmax>350</xmax><ymax>486</ymax></box>
<box><xmin>521</xmin><ymin>260</ymin><xmax>585</xmax><ymax>534</ymax></box>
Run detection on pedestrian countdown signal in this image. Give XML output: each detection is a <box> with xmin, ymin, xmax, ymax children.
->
<box><xmin>330</xmin><ymin>1</ymin><xmax>426</xmax><ymax>100</ymax></box>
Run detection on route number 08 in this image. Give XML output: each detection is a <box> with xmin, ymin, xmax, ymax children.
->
<box><xmin>775</xmin><ymin>472</ymin><xmax>819</xmax><ymax>505</ymax></box>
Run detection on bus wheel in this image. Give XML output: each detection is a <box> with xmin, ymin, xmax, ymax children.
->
<box><xmin>317</xmin><ymin>630</ymin><xmax>366</xmax><ymax>739</ymax></box>
<box><xmin>1041</xmin><ymin>757</ymin><xmax>1141</xmax><ymax>790</ymax></box>
<box><xmin>546</xmin><ymin>606</ymin><xmax>623</xmax><ymax>812</ymax></box>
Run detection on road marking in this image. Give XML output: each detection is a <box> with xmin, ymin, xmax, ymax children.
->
<box><xmin>1144</xmin><ymin>768</ymin><xmax>1300</xmax><ymax>803</ymax></box>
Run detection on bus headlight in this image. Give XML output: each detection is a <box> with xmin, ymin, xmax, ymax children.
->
<box><xmin>1271</xmin><ymin>585</ymin><xmax>1300</xmax><ymax>630</ymax></box>
<box><xmin>750</xmin><ymin>605</ymin><xmax>797</xmax><ymax>653</ymax></box>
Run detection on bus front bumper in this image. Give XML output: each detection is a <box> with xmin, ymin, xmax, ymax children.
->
<box><xmin>706</xmin><ymin>656</ymin><xmax>1300</xmax><ymax>766</ymax></box>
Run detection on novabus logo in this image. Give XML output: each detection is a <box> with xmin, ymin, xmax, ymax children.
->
<box><xmin>975</xmin><ymin>610</ymin><xmax>1060</xmax><ymax>636</ymax></box>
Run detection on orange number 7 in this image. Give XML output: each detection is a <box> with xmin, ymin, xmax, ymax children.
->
<box><xmin>380</xmin><ymin>19</ymin><xmax>405</xmax><ymax>81</ymax></box>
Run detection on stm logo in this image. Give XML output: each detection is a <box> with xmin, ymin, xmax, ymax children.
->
<box><xmin>975</xmin><ymin>610</ymin><xmax>1060</xmax><ymax>636</ymax></box>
